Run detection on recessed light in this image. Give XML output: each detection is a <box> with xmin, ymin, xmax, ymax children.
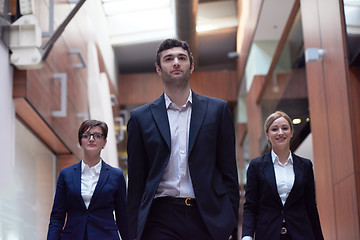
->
<box><xmin>292</xmin><ymin>118</ymin><xmax>301</xmax><ymax>124</ymax></box>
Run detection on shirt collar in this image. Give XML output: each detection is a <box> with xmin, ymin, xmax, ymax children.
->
<box><xmin>81</xmin><ymin>159</ymin><xmax>102</xmax><ymax>174</ymax></box>
<box><xmin>164</xmin><ymin>90</ymin><xmax>192</xmax><ymax>109</ymax></box>
<box><xmin>271</xmin><ymin>149</ymin><xmax>293</xmax><ymax>165</ymax></box>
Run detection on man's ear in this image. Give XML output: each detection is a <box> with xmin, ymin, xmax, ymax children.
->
<box><xmin>190</xmin><ymin>63</ymin><xmax>194</xmax><ymax>74</ymax></box>
<box><xmin>155</xmin><ymin>64</ymin><xmax>162</xmax><ymax>76</ymax></box>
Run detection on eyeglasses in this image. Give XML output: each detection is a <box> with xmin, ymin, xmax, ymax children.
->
<box><xmin>82</xmin><ymin>133</ymin><xmax>104</xmax><ymax>140</ymax></box>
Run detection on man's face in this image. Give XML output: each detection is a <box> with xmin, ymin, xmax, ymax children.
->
<box><xmin>156</xmin><ymin>47</ymin><xmax>194</xmax><ymax>87</ymax></box>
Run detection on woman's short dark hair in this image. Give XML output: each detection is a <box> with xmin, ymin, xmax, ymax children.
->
<box><xmin>78</xmin><ymin>120</ymin><xmax>108</xmax><ymax>145</ymax></box>
<box><xmin>155</xmin><ymin>38</ymin><xmax>194</xmax><ymax>69</ymax></box>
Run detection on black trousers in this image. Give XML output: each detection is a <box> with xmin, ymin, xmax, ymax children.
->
<box><xmin>142</xmin><ymin>197</ymin><xmax>213</xmax><ymax>240</ymax></box>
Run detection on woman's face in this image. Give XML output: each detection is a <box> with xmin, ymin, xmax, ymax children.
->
<box><xmin>266</xmin><ymin>116</ymin><xmax>293</xmax><ymax>151</ymax></box>
<box><xmin>80</xmin><ymin>126</ymin><xmax>107</xmax><ymax>154</ymax></box>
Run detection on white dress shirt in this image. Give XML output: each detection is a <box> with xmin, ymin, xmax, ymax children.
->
<box><xmin>81</xmin><ymin>160</ymin><xmax>102</xmax><ymax>208</ymax></box>
<box><xmin>242</xmin><ymin>150</ymin><xmax>294</xmax><ymax>240</ymax></box>
<box><xmin>155</xmin><ymin>90</ymin><xmax>195</xmax><ymax>198</ymax></box>
<box><xmin>272</xmin><ymin>150</ymin><xmax>294</xmax><ymax>205</ymax></box>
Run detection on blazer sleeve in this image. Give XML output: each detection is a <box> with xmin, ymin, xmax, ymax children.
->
<box><xmin>304</xmin><ymin>160</ymin><xmax>324</xmax><ymax>240</ymax></box>
<box><xmin>216</xmin><ymin>102</ymin><xmax>240</xmax><ymax>225</ymax></box>
<box><xmin>241</xmin><ymin>159</ymin><xmax>259</xmax><ymax>238</ymax></box>
<box><xmin>47</xmin><ymin>170</ymin><xmax>67</xmax><ymax>240</ymax></box>
<box><xmin>126</xmin><ymin>110</ymin><xmax>149</xmax><ymax>239</ymax></box>
<box><xmin>114</xmin><ymin>169</ymin><xmax>130</xmax><ymax>240</ymax></box>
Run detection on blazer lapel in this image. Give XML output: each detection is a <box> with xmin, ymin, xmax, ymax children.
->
<box><xmin>262</xmin><ymin>152</ymin><xmax>283</xmax><ymax>206</ymax></box>
<box><xmin>285</xmin><ymin>153</ymin><xmax>304</xmax><ymax>207</ymax></box>
<box><xmin>88</xmin><ymin>160</ymin><xmax>110</xmax><ymax>209</ymax></box>
<box><xmin>188</xmin><ymin>92</ymin><xmax>207</xmax><ymax>155</ymax></box>
<box><xmin>73</xmin><ymin>162</ymin><xmax>87</xmax><ymax>209</ymax></box>
<box><xmin>150</xmin><ymin>94</ymin><xmax>171</xmax><ymax>150</ymax></box>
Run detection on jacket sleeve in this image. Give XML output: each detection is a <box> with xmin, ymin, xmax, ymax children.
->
<box><xmin>216</xmin><ymin>102</ymin><xmax>240</xmax><ymax>229</ymax></box>
<box><xmin>47</xmin><ymin>170</ymin><xmax>67</xmax><ymax>240</ymax></box>
<box><xmin>126</xmin><ymin>110</ymin><xmax>149</xmax><ymax>239</ymax></box>
<box><xmin>241</xmin><ymin>160</ymin><xmax>259</xmax><ymax>238</ymax></box>
<box><xmin>114</xmin><ymin>169</ymin><xmax>130</xmax><ymax>240</ymax></box>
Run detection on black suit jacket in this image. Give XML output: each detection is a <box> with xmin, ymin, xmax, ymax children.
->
<box><xmin>127</xmin><ymin>91</ymin><xmax>239</xmax><ymax>240</ymax></box>
<box><xmin>47</xmin><ymin>160</ymin><xmax>129</xmax><ymax>240</ymax></box>
<box><xmin>242</xmin><ymin>151</ymin><xmax>324</xmax><ymax>240</ymax></box>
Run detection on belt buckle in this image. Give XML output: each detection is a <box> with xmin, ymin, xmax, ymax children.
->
<box><xmin>281</xmin><ymin>227</ymin><xmax>287</xmax><ymax>235</ymax></box>
<box><xmin>185</xmin><ymin>197</ymin><xmax>192</xmax><ymax>206</ymax></box>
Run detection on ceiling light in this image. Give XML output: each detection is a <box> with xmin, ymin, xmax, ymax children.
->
<box><xmin>292</xmin><ymin>118</ymin><xmax>301</xmax><ymax>125</ymax></box>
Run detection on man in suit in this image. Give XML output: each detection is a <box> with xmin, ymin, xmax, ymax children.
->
<box><xmin>47</xmin><ymin>120</ymin><xmax>129</xmax><ymax>240</ymax></box>
<box><xmin>127</xmin><ymin>38</ymin><xmax>240</xmax><ymax>240</ymax></box>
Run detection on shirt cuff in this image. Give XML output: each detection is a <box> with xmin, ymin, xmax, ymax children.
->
<box><xmin>242</xmin><ymin>236</ymin><xmax>253</xmax><ymax>240</ymax></box>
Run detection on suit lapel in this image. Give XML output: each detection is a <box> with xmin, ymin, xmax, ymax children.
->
<box><xmin>150</xmin><ymin>94</ymin><xmax>171</xmax><ymax>150</ymax></box>
<box><xmin>73</xmin><ymin>162</ymin><xmax>87</xmax><ymax>209</ymax></box>
<box><xmin>285</xmin><ymin>154</ymin><xmax>304</xmax><ymax>207</ymax></box>
<box><xmin>262</xmin><ymin>152</ymin><xmax>283</xmax><ymax>206</ymax></box>
<box><xmin>188</xmin><ymin>92</ymin><xmax>207</xmax><ymax>155</ymax></box>
<box><xmin>88</xmin><ymin>160</ymin><xmax>110</xmax><ymax>209</ymax></box>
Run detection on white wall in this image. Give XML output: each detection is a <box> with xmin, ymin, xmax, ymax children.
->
<box><xmin>294</xmin><ymin>133</ymin><xmax>314</xmax><ymax>164</ymax></box>
<box><xmin>0</xmin><ymin>39</ymin><xmax>15</xmax><ymax>189</ymax></box>
<box><xmin>87</xmin><ymin>42</ymin><xmax>119</xmax><ymax>168</ymax></box>
<box><xmin>85</xmin><ymin>0</ymin><xmax>118</xmax><ymax>92</ymax></box>
<box><xmin>245</xmin><ymin>40</ymin><xmax>278</xmax><ymax>92</ymax></box>
<box><xmin>0</xmin><ymin>120</ymin><xmax>56</xmax><ymax>240</ymax></box>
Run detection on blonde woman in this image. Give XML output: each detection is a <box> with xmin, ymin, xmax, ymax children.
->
<box><xmin>242</xmin><ymin>111</ymin><xmax>323</xmax><ymax>240</ymax></box>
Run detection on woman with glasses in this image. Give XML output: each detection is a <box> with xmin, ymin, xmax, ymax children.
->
<box><xmin>47</xmin><ymin>120</ymin><xmax>129</xmax><ymax>240</ymax></box>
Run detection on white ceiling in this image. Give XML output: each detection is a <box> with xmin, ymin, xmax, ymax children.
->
<box><xmin>100</xmin><ymin>0</ymin><xmax>293</xmax><ymax>74</ymax></box>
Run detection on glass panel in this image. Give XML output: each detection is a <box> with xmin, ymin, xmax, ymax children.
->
<box><xmin>343</xmin><ymin>0</ymin><xmax>360</xmax><ymax>66</ymax></box>
<box><xmin>0</xmin><ymin>120</ymin><xmax>56</xmax><ymax>239</ymax></box>
<box><xmin>260</xmin><ymin>10</ymin><xmax>310</xmax><ymax>153</ymax></box>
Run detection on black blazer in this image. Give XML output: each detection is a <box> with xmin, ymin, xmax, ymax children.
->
<box><xmin>242</xmin><ymin>151</ymin><xmax>324</xmax><ymax>240</ymax></box>
<box><xmin>47</xmin><ymin>160</ymin><xmax>129</xmax><ymax>240</ymax></box>
<box><xmin>127</xmin><ymin>91</ymin><xmax>240</xmax><ymax>240</ymax></box>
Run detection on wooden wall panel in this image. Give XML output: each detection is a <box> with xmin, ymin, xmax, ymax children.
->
<box><xmin>118</xmin><ymin>73</ymin><xmax>163</xmax><ymax>106</ymax></box>
<box><xmin>317</xmin><ymin>0</ymin><xmax>359</xmax><ymax>238</ymax></box>
<box><xmin>317</xmin><ymin>2</ymin><xmax>354</xmax><ymax>181</ymax></box>
<box><xmin>13</xmin><ymin>0</ymin><xmax>103</xmax><ymax>166</ymax></box>
<box><xmin>57</xmin><ymin>154</ymin><xmax>78</xmax><ymax>177</ymax></box>
<box><xmin>14</xmin><ymin>98</ymin><xmax>70</xmax><ymax>154</ymax></box>
<box><xmin>300</xmin><ymin>0</ymin><xmax>337</xmax><ymax>238</ymax></box>
<box><xmin>191</xmin><ymin>71</ymin><xmax>237</xmax><ymax>102</ymax></box>
<box><xmin>118</xmin><ymin>71</ymin><xmax>237</xmax><ymax>106</ymax></box>
<box><xmin>334</xmin><ymin>174</ymin><xmax>359</xmax><ymax>240</ymax></box>
<box><xmin>301</xmin><ymin>0</ymin><xmax>360</xmax><ymax>238</ymax></box>
<box><xmin>23</xmin><ymin>37</ymin><xmax>87</xmax><ymax>160</ymax></box>
<box><xmin>348</xmin><ymin>65</ymin><xmax>360</xmax><ymax>236</ymax></box>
